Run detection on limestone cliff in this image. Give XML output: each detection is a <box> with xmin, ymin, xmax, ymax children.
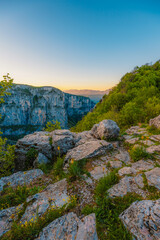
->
<box><xmin>0</xmin><ymin>84</ymin><xmax>94</xmax><ymax>138</ymax></box>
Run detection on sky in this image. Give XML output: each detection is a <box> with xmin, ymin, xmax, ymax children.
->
<box><xmin>0</xmin><ymin>0</ymin><xmax>160</xmax><ymax>90</ymax></box>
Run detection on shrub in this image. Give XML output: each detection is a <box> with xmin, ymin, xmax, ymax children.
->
<box><xmin>44</xmin><ymin>120</ymin><xmax>61</xmax><ymax>132</ymax></box>
<box><xmin>0</xmin><ymin>185</ymin><xmax>42</xmax><ymax>210</ymax></box>
<box><xmin>52</xmin><ymin>156</ymin><xmax>65</xmax><ymax>180</ymax></box>
<box><xmin>0</xmin><ymin>138</ymin><xmax>15</xmax><ymax>178</ymax></box>
<box><xmin>67</xmin><ymin>159</ymin><xmax>89</xmax><ymax>181</ymax></box>
<box><xmin>129</xmin><ymin>146</ymin><xmax>150</xmax><ymax>162</ymax></box>
<box><xmin>26</xmin><ymin>148</ymin><xmax>38</xmax><ymax>168</ymax></box>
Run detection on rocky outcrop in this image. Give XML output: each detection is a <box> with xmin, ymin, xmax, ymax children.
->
<box><xmin>91</xmin><ymin>120</ymin><xmax>120</xmax><ymax>140</ymax></box>
<box><xmin>149</xmin><ymin>115</ymin><xmax>160</xmax><ymax>129</ymax></box>
<box><xmin>20</xmin><ymin>179</ymin><xmax>69</xmax><ymax>223</ymax></box>
<box><xmin>64</xmin><ymin>140</ymin><xmax>113</xmax><ymax>165</ymax></box>
<box><xmin>15</xmin><ymin>120</ymin><xmax>116</xmax><ymax>170</ymax></box>
<box><xmin>36</xmin><ymin>213</ymin><xmax>98</xmax><ymax>240</ymax></box>
<box><xmin>0</xmin><ymin>169</ymin><xmax>43</xmax><ymax>192</ymax></box>
<box><xmin>0</xmin><ymin>204</ymin><xmax>23</xmax><ymax>237</ymax></box>
<box><xmin>120</xmin><ymin>199</ymin><xmax>160</xmax><ymax>240</ymax></box>
<box><xmin>0</xmin><ymin>84</ymin><xmax>94</xmax><ymax>138</ymax></box>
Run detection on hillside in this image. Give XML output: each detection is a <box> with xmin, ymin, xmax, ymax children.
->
<box><xmin>72</xmin><ymin>61</ymin><xmax>160</xmax><ymax>132</ymax></box>
<box><xmin>64</xmin><ymin>89</ymin><xmax>111</xmax><ymax>103</ymax></box>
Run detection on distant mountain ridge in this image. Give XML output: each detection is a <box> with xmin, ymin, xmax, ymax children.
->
<box><xmin>0</xmin><ymin>84</ymin><xmax>95</xmax><ymax>141</ymax></box>
<box><xmin>64</xmin><ymin>89</ymin><xmax>111</xmax><ymax>103</ymax></box>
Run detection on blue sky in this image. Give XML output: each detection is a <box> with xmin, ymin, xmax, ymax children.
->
<box><xmin>0</xmin><ymin>0</ymin><xmax>160</xmax><ymax>90</ymax></box>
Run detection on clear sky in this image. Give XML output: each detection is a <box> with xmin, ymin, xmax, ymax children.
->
<box><xmin>0</xmin><ymin>0</ymin><xmax>160</xmax><ymax>90</ymax></box>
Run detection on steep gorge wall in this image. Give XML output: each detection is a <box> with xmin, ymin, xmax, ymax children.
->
<box><xmin>0</xmin><ymin>84</ymin><xmax>94</xmax><ymax>138</ymax></box>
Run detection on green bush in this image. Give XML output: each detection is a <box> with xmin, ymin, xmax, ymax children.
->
<box><xmin>0</xmin><ymin>137</ymin><xmax>15</xmax><ymax>178</ymax></box>
<box><xmin>67</xmin><ymin>159</ymin><xmax>89</xmax><ymax>181</ymax></box>
<box><xmin>0</xmin><ymin>185</ymin><xmax>42</xmax><ymax>210</ymax></box>
<box><xmin>26</xmin><ymin>148</ymin><xmax>38</xmax><ymax>169</ymax></box>
<box><xmin>72</xmin><ymin>61</ymin><xmax>160</xmax><ymax>132</ymax></box>
<box><xmin>44</xmin><ymin>120</ymin><xmax>61</xmax><ymax>132</ymax></box>
<box><xmin>129</xmin><ymin>146</ymin><xmax>150</xmax><ymax>162</ymax></box>
<box><xmin>52</xmin><ymin>156</ymin><xmax>65</xmax><ymax>180</ymax></box>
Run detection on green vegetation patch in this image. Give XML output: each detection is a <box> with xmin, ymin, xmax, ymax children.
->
<box><xmin>72</xmin><ymin>61</ymin><xmax>160</xmax><ymax>132</ymax></box>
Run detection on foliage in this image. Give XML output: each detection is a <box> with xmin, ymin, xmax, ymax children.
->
<box><xmin>0</xmin><ymin>136</ymin><xmax>15</xmax><ymax>178</ymax></box>
<box><xmin>95</xmin><ymin>170</ymin><xmax>119</xmax><ymax>198</ymax></box>
<box><xmin>67</xmin><ymin>159</ymin><xmax>89</xmax><ymax>181</ymax></box>
<box><xmin>0</xmin><ymin>185</ymin><xmax>42</xmax><ymax>210</ymax></box>
<box><xmin>44</xmin><ymin>120</ymin><xmax>61</xmax><ymax>132</ymax></box>
<box><xmin>52</xmin><ymin>156</ymin><xmax>65</xmax><ymax>180</ymax></box>
<box><xmin>129</xmin><ymin>145</ymin><xmax>151</xmax><ymax>162</ymax></box>
<box><xmin>0</xmin><ymin>74</ymin><xmax>15</xmax><ymax>177</ymax></box>
<box><xmin>147</xmin><ymin>125</ymin><xmax>160</xmax><ymax>135</ymax></box>
<box><xmin>95</xmin><ymin>193</ymin><xmax>142</xmax><ymax>240</ymax></box>
<box><xmin>26</xmin><ymin>148</ymin><xmax>38</xmax><ymax>169</ymax></box>
<box><xmin>72</xmin><ymin>61</ymin><xmax>160</xmax><ymax>132</ymax></box>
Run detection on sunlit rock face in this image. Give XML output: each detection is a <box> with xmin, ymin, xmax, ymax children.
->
<box><xmin>0</xmin><ymin>84</ymin><xmax>94</xmax><ymax>137</ymax></box>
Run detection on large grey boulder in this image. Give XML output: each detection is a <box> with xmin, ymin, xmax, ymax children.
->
<box><xmin>64</xmin><ymin>140</ymin><xmax>113</xmax><ymax>165</ymax></box>
<box><xmin>0</xmin><ymin>204</ymin><xmax>23</xmax><ymax>237</ymax></box>
<box><xmin>145</xmin><ymin>168</ymin><xmax>160</xmax><ymax>190</ymax></box>
<box><xmin>149</xmin><ymin>115</ymin><xmax>160</xmax><ymax>129</ymax></box>
<box><xmin>120</xmin><ymin>199</ymin><xmax>160</xmax><ymax>240</ymax></box>
<box><xmin>91</xmin><ymin>120</ymin><xmax>120</xmax><ymax>140</ymax></box>
<box><xmin>51</xmin><ymin>129</ymin><xmax>76</xmax><ymax>156</ymax></box>
<box><xmin>20</xmin><ymin>179</ymin><xmax>69</xmax><ymax>223</ymax></box>
<box><xmin>108</xmin><ymin>176</ymin><xmax>146</xmax><ymax>198</ymax></box>
<box><xmin>15</xmin><ymin>131</ymin><xmax>52</xmax><ymax>170</ymax></box>
<box><xmin>0</xmin><ymin>169</ymin><xmax>43</xmax><ymax>192</ymax></box>
<box><xmin>36</xmin><ymin>213</ymin><xmax>98</xmax><ymax>240</ymax></box>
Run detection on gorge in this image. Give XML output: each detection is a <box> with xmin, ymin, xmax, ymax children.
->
<box><xmin>0</xmin><ymin>84</ymin><xmax>94</xmax><ymax>141</ymax></box>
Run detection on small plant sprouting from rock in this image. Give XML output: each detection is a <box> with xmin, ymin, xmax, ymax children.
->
<box><xmin>67</xmin><ymin>159</ymin><xmax>89</xmax><ymax>182</ymax></box>
<box><xmin>44</xmin><ymin>120</ymin><xmax>61</xmax><ymax>132</ymax></box>
<box><xmin>129</xmin><ymin>145</ymin><xmax>151</xmax><ymax>162</ymax></box>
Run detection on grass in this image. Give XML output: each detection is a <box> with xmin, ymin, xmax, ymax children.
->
<box><xmin>95</xmin><ymin>169</ymin><xmax>119</xmax><ymax>198</ymax></box>
<box><xmin>147</xmin><ymin>125</ymin><xmax>160</xmax><ymax>135</ymax></box>
<box><xmin>142</xmin><ymin>173</ymin><xmax>160</xmax><ymax>200</ymax></box>
<box><xmin>129</xmin><ymin>145</ymin><xmax>151</xmax><ymax>162</ymax></box>
<box><xmin>0</xmin><ymin>185</ymin><xmax>43</xmax><ymax>210</ymax></box>
<box><xmin>95</xmin><ymin>193</ymin><xmax>142</xmax><ymax>240</ymax></box>
<box><xmin>52</xmin><ymin>156</ymin><xmax>65</xmax><ymax>180</ymax></box>
<box><xmin>93</xmin><ymin>170</ymin><xmax>142</xmax><ymax>239</ymax></box>
<box><xmin>1</xmin><ymin>195</ymin><xmax>77</xmax><ymax>240</ymax></box>
<box><xmin>67</xmin><ymin>159</ymin><xmax>89</xmax><ymax>182</ymax></box>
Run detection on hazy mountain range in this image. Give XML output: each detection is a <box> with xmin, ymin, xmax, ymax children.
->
<box><xmin>64</xmin><ymin>89</ymin><xmax>111</xmax><ymax>103</ymax></box>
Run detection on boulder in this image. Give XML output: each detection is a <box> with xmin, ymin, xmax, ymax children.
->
<box><xmin>146</xmin><ymin>145</ymin><xmax>160</xmax><ymax>154</ymax></box>
<box><xmin>110</xmin><ymin>160</ymin><xmax>122</xmax><ymax>169</ymax></box>
<box><xmin>118</xmin><ymin>167</ymin><xmax>137</xmax><ymax>176</ymax></box>
<box><xmin>150</xmin><ymin>135</ymin><xmax>160</xmax><ymax>142</ymax></box>
<box><xmin>120</xmin><ymin>199</ymin><xmax>160</xmax><ymax>240</ymax></box>
<box><xmin>20</xmin><ymin>179</ymin><xmax>69</xmax><ymax>223</ymax></box>
<box><xmin>34</xmin><ymin>153</ymin><xmax>50</xmax><ymax>166</ymax></box>
<box><xmin>51</xmin><ymin>129</ymin><xmax>76</xmax><ymax>155</ymax></box>
<box><xmin>149</xmin><ymin>115</ymin><xmax>160</xmax><ymax>129</ymax></box>
<box><xmin>0</xmin><ymin>204</ymin><xmax>23</xmax><ymax>237</ymax></box>
<box><xmin>75</xmin><ymin>131</ymin><xmax>95</xmax><ymax>146</ymax></box>
<box><xmin>131</xmin><ymin>160</ymin><xmax>154</xmax><ymax>172</ymax></box>
<box><xmin>108</xmin><ymin>176</ymin><xmax>146</xmax><ymax>198</ymax></box>
<box><xmin>91</xmin><ymin>120</ymin><xmax>120</xmax><ymax>140</ymax></box>
<box><xmin>145</xmin><ymin>168</ymin><xmax>160</xmax><ymax>190</ymax></box>
<box><xmin>125</xmin><ymin>137</ymin><xmax>139</xmax><ymax>145</ymax></box>
<box><xmin>15</xmin><ymin>131</ymin><xmax>52</xmax><ymax>170</ymax></box>
<box><xmin>90</xmin><ymin>165</ymin><xmax>108</xmax><ymax>180</ymax></box>
<box><xmin>114</xmin><ymin>150</ymin><xmax>131</xmax><ymax>163</ymax></box>
<box><xmin>0</xmin><ymin>169</ymin><xmax>43</xmax><ymax>192</ymax></box>
<box><xmin>64</xmin><ymin>140</ymin><xmax>113</xmax><ymax>165</ymax></box>
<box><xmin>36</xmin><ymin>212</ymin><xmax>98</xmax><ymax>240</ymax></box>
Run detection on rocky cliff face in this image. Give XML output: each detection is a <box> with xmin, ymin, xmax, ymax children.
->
<box><xmin>0</xmin><ymin>84</ymin><xmax>94</xmax><ymax>138</ymax></box>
